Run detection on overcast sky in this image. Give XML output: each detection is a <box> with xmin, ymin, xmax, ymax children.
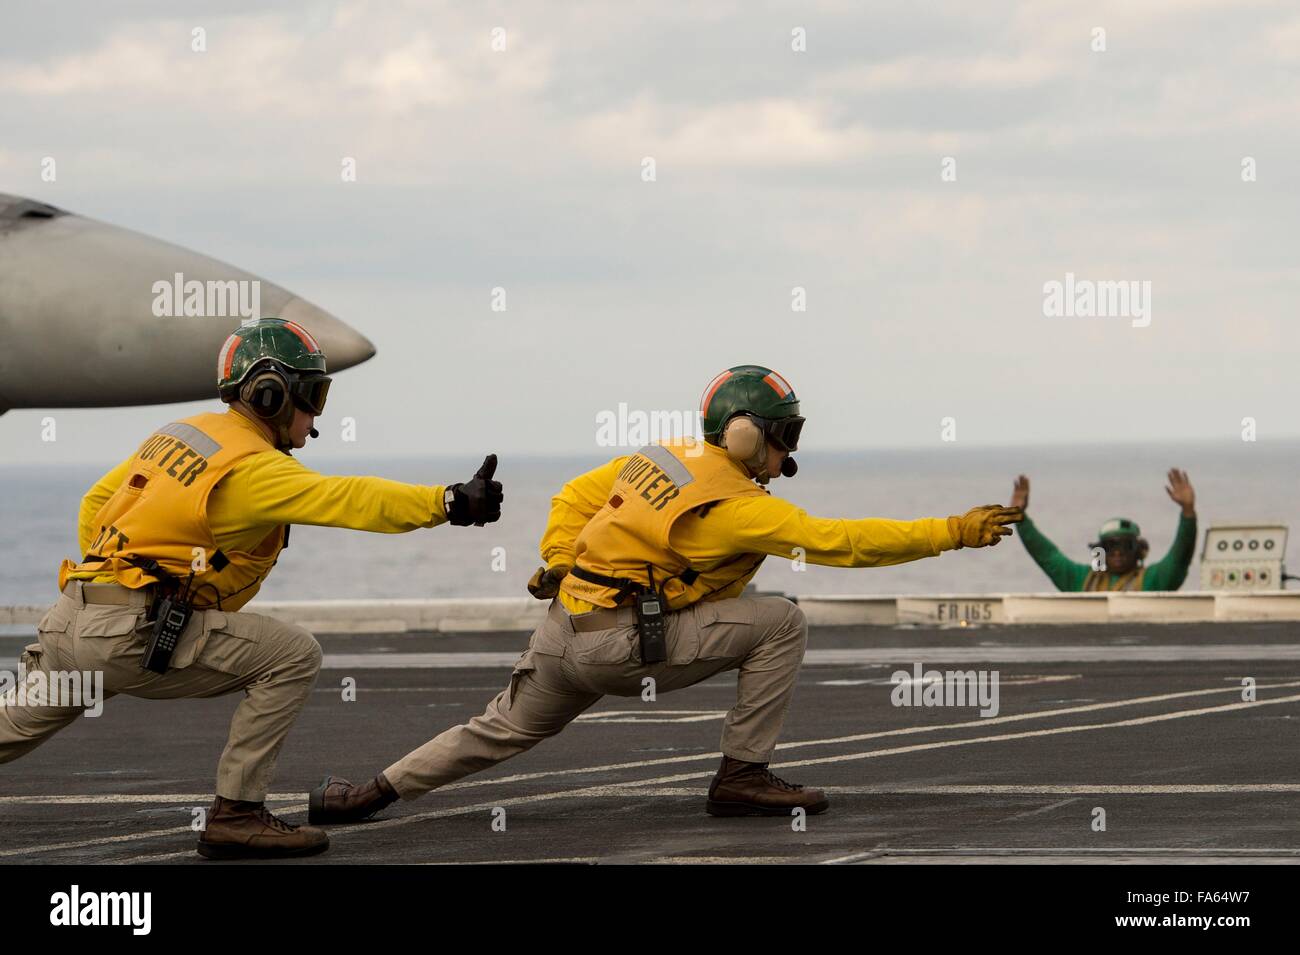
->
<box><xmin>1</xmin><ymin>0</ymin><xmax>1297</xmax><ymax>466</ymax></box>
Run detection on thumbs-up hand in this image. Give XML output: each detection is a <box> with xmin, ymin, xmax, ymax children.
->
<box><xmin>447</xmin><ymin>453</ymin><xmax>504</xmax><ymax>526</ymax></box>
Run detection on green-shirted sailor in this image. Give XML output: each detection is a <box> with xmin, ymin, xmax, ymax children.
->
<box><xmin>1009</xmin><ymin>469</ymin><xmax>1198</xmax><ymax>591</ymax></box>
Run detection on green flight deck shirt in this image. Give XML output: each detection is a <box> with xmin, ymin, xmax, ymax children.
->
<box><xmin>1018</xmin><ymin>513</ymin><xmax>1198</xmax><ymax>592</ymax></box>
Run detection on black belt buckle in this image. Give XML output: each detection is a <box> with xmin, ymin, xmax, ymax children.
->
<box><xmin>634</xmin><ymin>589</ymin><xmax>668</xmax><ymax>664</ymax></box>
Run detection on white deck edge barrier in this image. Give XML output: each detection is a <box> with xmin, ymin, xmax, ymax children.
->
<box><xmin>3</xmin><ymin>591</ymin><xmax>1298</xmax><ymax>632</ymax></box>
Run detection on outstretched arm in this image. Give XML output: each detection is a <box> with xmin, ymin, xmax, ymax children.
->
<box><xmin>672</xmin><ymin>495</ymin><xmax>1021</xmax><ymax>567</ymax></box>
<box><xmin>230</xmin><ymin>451</ymin><xmax>451</xmax><ymax>533</ymax></box>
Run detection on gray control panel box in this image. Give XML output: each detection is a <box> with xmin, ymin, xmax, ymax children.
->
<box><xmin>1200</xmin><ymin>524</ymin><xmax>1288</xmax><ymax>590</ymax></box>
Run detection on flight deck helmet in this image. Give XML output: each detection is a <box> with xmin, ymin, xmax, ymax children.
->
<box><xmin>217</xmin><ymin>318</ymin><xmax>331</xmax><ymax>416</ymax></box>
<box><xmin>699</xmin><ymin>365</ymin><xmax>804</xmax><ymax>483</ymax></box>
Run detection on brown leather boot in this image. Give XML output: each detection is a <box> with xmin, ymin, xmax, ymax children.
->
<box><xmin>308</xmin><ymin>773</ymin><xmax>400</xmax><ymax>824</ymax></box>
<box><xmin>705</xmin><ymin>756</ymin><xmax>830</xmax><ymax>817</ymax></box>
<box><xmin>196</xmin><ymin>796</ymin><xmax>330</xmax><ymax>860</ymax></box>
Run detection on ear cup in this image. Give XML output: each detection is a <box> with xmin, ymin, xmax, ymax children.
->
<box><xmin>242</xmin><ymin>370</ymin><xmax>288</xmax><ymax>420</ymax></box>
<box><xmin>722</xmin><ymin>416</ymin><xmax>765</xmax><ymax>464</ymax></box>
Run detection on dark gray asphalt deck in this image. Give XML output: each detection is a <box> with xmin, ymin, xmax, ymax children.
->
<box><xmin>2</xmin><ymin>622</ymin><xmax>1298</xmax><ymax>864</ymax></box>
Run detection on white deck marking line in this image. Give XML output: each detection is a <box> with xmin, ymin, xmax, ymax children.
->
<box><xmin>638</xmin><ymin>856</ymin><xmax>799</xmax><ymax>865</ymax></box>
<box><xmin>733</xmin><ymin>692</ymin><xmax>1300</xmax><ymax>777</ymax></box>
<box><xmin>2</xmin><ymin>697</ymin><xmax>1113</xmax><ymax>806</ymax></box>
<box><xmin>604</xmin><ymin>693</ymin><xmax>1300</xmax><ymax>787</ymax></box>
<box><xmin>419</xmin><ymin>857</ymin><xmax>606</xmax><ymax>866</ymax></box>
<box><xmin>10</xmin><ymin>682</ymin><xmax>1296</xmax><ymax>810</ymax></box>
<box><xmin>0</xmin><ymin>794</ymin><xmax>306</xmax><ymax>805</ymax></box>
<box><xmin>0</xmin><ymin>825</ymin><xmax>190</xmax><ymax>860</ymax></box>
<box><xmin>420</xmin><ymin>856</ymin><xmax>796</xmax><ymax>865</ymax></box>
<box><xmin>32</xmin><ymin>686</ymin><xmax>1279</xmax><ymax>810</ymax></box>
<box><xmin>113</xmin><ymin>851</ymin><xmax>607</xmax><ymax>866</ymax></box>
<box><xmin>103</xmin><ymin>691</ymin><xmax>1300</xmax><ymax>864</ymax></box>
<box><xmin>578</xmin><ymin>709</ymin><xmax>724</xmax><ymax>716</ymax></box>
<box><xmin>105</xmin><ymin>783</ymin><xmax>700</xmax><ymax>864</ymax></box>
<box><xmin>998</xmin><ymin>798</ymin><xmax>1081</xmax><ymax>823</ymax></box>
<box><xmin>319</xmin><ymin>646</ymin><xmax>1300</xmax><ymax>668</ymax></box>
<box><xmin>0</xmin><ymin>802</ymin><xmax>308</xmax><ymax>860</ymax></box>
<box><xmin>819</xmin><ymin>674</ymin><xmax>1081</xmax><ymax>688</ymax></box>
<box><xmin>115</xmin><ymin>849</ymin><xmax>199</xmax><ymax>864</ymax></box>
<box><xmin>825</xmin><ymin>784</ymin><xmax>1300</xmax><ymax>794</ymax></box>
<box><xmin>799</xmin><ymin>647</ymin><xmax>1300</xmax><ymax>662</ymax></box>
<box><xmin>575</xmin><ymin>710</ymin><xmax>728</xmax><ymax>724</ymax></box>
<box><xmin>821</xmin><ymin>847</ymin><xmax>1300</xmax><ymax>864</ymax></box>
<box><xmin>311</xmin><ymin>687</ymin><xmax>508</xmax><ymax>693</ymax></box>
<box><xmin>11</xmin><ymin>782</ymin><xmax>1299</xmax><ymax>809</ymax></box>
<box><xmin>434</xmin><ymin>679</ymin><xmax>1300</xmax><ymax>793</ymax></box>
<box><xmin>585</xmin><ymin>784</ymin><xmax>1300</xmax><ymax>800</ymax></box>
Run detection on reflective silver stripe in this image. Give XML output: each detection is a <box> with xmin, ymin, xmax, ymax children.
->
<box><xmin>637</xmin><ymin>443</ymin><xmax>693</xmax><ymax>488</ymax></box>
<box><xmin>157</xmin><ymin>422</ymin><xmax>222</xmax><ymax>458</ymax></box>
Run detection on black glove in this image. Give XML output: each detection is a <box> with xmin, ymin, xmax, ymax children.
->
<box><xmin>447</xmin><ymin>454</ymin><xmax>503</xmax><ymax>526</ymax></box>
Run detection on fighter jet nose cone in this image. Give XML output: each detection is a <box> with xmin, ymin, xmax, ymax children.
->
<box><xmin>277</xmin><ymin>297</ymin><xmax>377</xmax><ymax>371</ymax></box>
<box><xmin>0</xmin><ymin>193</ymin><xmax>379</xmax><ymax>409</ymax></box>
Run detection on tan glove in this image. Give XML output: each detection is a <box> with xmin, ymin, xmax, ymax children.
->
<box><xmin>947</xmin><ymin>505</ymin><xmax>1024</xmax><ymax>549</ymax></box>
<box><xmin>527</xmin><ymin>564</ymin><xmax>571</xmax><ymax>600</ymax></box>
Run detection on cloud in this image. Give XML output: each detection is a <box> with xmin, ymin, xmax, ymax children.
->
<box><xmin>0</xmin><ymin>5</ymin><xmax>552</xmax><ymax>114</ymax></box>
<box><xmin>576</xmin><ymin>95</ymin><xmax>874</xmax><ymax>167</ymax></box>
<box><xmin>815</xmin><ymin>54</ymin><xmax>1066</xmax><ymax>94</ymax></box>
<box><xmin>1</xmin><ymin>0</ymin><xmax>1298</xmax><ymax>462</ymax></box>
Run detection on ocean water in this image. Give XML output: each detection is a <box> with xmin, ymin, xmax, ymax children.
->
<box><xmin>2</xmin><ymin>441</ymin><xmax>1297</xmax><ymax>606</ymax></box>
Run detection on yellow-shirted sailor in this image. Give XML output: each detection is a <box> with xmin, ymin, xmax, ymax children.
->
<box><xmin>309</xmin><ymin>364</ymin><xmax>1022</xmax><ymax>825</ymax></box>
<box><xmin>0</xmin><ymin>317</ymin><xmax>504</xmax><ymax>860</ymax></box>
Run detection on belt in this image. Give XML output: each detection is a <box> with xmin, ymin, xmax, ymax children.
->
<box><xmin>548</xmin><ymin>598</ymin><xmax>637</xmax><ymax>633</ymax></box>
<box><xmin>61</xmin><ymin>580</ymin><xmax>156</xmax><ymax>606</ymax></box>
<box><xmin>568</xmin><ymin>564</ymin><xmax>700</xmax><ymax>604</ymax></box>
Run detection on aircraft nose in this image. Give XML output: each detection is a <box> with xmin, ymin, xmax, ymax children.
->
<box><xmin>0</xmin><ymin>193</ymin><xmax>380</xmax><ymax>409</ymax></box>
<box><xmin>278</xmin><ymin>296</ymin><xmax>377</xmax><ymax>371</ymax></box>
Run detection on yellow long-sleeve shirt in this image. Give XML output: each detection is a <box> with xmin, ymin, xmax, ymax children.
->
<box><xmin>544</xmin><ymin>456</ymin><xmax>958</xmax><ymax>613</ymax></box>
<box><xmin>72</xmin><ymin>418</ymin><xmax>448</xmax><ymax>583</ymax></box>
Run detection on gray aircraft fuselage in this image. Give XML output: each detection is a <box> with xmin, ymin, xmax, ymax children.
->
<box><xmin>0</xmin><ymin>193</ymin><xmax>375</xmax><ymax>414</ymax></box>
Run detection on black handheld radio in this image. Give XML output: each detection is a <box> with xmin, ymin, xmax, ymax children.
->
<box><xmin>634</xmin><ymin>564</ymin><xmax>668</xmax><ymax>664</ymax></box>
<box><xmin>142</xmin><ymin>592</ymin><xmax>192</xmax><ymax>674</ymax></box>
<box><xmin>131</xmin><ymin>558</ymin><xmax>197</xmax><ymax>674</ymax></box>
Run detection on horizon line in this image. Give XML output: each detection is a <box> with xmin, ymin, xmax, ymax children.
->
<box><xmin>3</xmin><ymin>435</ymin><xmax>1297</xmax><ymax>470</ymax></box>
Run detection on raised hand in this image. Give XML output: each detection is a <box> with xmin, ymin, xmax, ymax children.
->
<box><xmin>1165</xmin><ymin>468</ymin><xmax>1195</xmax><ymax>517</ymax></box>
<box><xmin>1010</xmin><ymin>474</ymin><xmax>1030</xmax><ymax>510</ymax></box>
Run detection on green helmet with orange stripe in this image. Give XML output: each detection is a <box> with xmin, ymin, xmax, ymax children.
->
<box><xmin>700</xmin><ymin>365</ymin><xmax>804</xmax><ymax>452</ymax></box>
<box><xmin>216</xmin><ymin>318</ymin><xmax>329</xmax><ymax>407</ymax></box>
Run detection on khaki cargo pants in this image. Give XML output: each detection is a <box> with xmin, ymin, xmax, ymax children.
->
<box><xmin>0</xmin><ymin>580</ymin><xmax>321</xmax><ymax>802</ymax></box>
<box><xmin>385</xmin><ymin>594</ymin><xmax>809</xmax><ymax>799</ymax></box>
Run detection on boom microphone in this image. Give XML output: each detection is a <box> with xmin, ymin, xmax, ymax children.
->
<box><xmin>781</xmin><ymin>457</ymin><xmax>798</xmax><ymax>477</ymax></box>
